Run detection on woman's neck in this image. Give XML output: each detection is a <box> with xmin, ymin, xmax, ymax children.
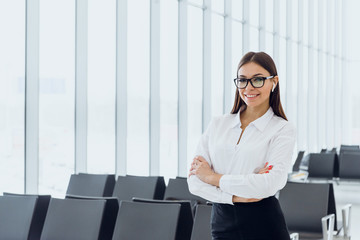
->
<box><xmin>241</xmin><ymin>103</ymin><xmax>270</xmax><ymax>122</ymax></box>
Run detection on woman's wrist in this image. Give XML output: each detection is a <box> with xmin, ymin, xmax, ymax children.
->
<box><xmin>205</xmin><ymin>173</ymin><xmax>223</xmax><ymax>187</ymax></box>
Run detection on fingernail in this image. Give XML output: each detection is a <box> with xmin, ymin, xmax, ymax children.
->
<box><xmin>265</xmin><ymin>171</ymin><xmax>269</xmax><ymax>173</ymax></box>
<box><xmin>265</xmin><ymin>162</ymin><xmax>268</xmax><ymax>165</ymax></box>
<box><xmin>269</xmin><ymin>165</ymin><xmax>273</xmax><ymax>168</ymax></box>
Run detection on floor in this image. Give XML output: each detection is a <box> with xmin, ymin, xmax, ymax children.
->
<box><xmin>333</xmin><ymin>183</ymin><xmax>360</xmax><ymax>239</ymax></box>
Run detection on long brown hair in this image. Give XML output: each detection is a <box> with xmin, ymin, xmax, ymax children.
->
<box><xmin>231</xmin><ymin>52</ymin><xmax>288</xmax><ymax>121</ymax></box>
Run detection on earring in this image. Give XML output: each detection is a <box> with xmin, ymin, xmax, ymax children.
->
<box><xmin>272</xmin><ymin>83</ymin><xmax>276</xmax><ymax>92</ymax></box>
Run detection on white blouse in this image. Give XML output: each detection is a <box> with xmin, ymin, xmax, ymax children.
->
<box><xmin>187</xmin><ymin>107</ymin><xmax>296</xmax><ymax>205</ymax></box>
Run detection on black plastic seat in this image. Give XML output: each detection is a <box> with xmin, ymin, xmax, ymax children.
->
<box><xmin>112</xmin><ymin>200</ymin><xmax>181</xmax><ymax>240</ymax></box>
<box><xmin>132</xmin><ymin>197</ymin><xmax>193</xmax><ymax>240</ymax></box>
<box><xmin>2</xmin><ymin>193</ymin><xmax>51</xmax><ymax>240</ymax></box>
<box><xmin>340</xmin><ymin>145</ymin><xmax>359</xmax><ymax>155</ymax></box>
<box><xmin>40</xmin><ymin>198</ymin><xmax>106</xmax><ymax>240</ymax></box>
<box><xmin>293</xmin><ymin>151</ymin><xmax>305</xmax><ymax>172</ymax></box>
<box><xmin>164</xmin><ymin>178</ymin><xmax>207</xmax><ymax>206</ymax></box>
<box><xmin>307</xmin><ymin>153</ymin><xmax>337</xmax><ymax>179</ymax></box>
<box><xmin>112</xmin><ymin>175</ymin><xmax>165</xmax><ymax>201</ymax></box>
<box><xmin>190</xmin><ymin>204</ymin><xmax>212</xmax><ymax>240</ymax></box>
<box><xmin>66</xmin><ymin>173</ymin><xmax>115</xmax><ymax>197</ymax></box>
<box><xmin>0</xmin><ymin>194</ymin><xmax>50</xmax><ymax>240</ymax></box>
<box><xmin>278</xmin><ymin>182</ymin><xmax>337</xmax><ymax>239</ymax></box>
<box><xmin>66</xmin><ymin>195</ymin><xmax>119</xmax><ymax>240</ymax></box>
<box><xmin>339</xmin><ymin>152</ymin><xmax>360</xmax><ymax>179</ymax></box>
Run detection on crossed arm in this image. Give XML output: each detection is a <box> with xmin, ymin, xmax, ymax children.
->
<box><xmin>188</xmin><ymin>155</ymin><xmax>273</xmax><ymax>203</ymax></box>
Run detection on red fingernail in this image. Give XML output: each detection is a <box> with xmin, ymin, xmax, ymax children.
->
<box><xmin>265</xmin><ymin>162</ymin><xmax>268</xmax><ymax>165</ymax></box>
<box><xmin>265</xmin><ymin>171</ymin><xmax>269</xmax><ymax>173</ymax></box>
<box><xmin>269</xmin><ymin>165</ymin><xmax>273</xmax><ymax>168</ymax></box>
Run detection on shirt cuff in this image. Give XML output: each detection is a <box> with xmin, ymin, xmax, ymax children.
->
<box><xmin>218</xmin><ymin>175</ymin><xmax>235</xmax><ymax>204</ymax></box>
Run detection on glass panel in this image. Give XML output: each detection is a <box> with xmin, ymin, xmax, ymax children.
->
<box><xmin>265</xmin><ymin>0</ymin><xmax>274</xmax><ymax>32</ymax></box>
<box><xmin>249</xmin><ymin>26</ymin><xmax>259</xmax><ymax>52</ymax></box>
<box><xmin>249</xmin><ymin>0</ymin><xmax>259</xmax><ymax>26</ymax></box>
<box><xmin>303</xmin><ymin>0</ymin><xmax>309</xmax><ymax>45</ymax></box>
<box><xmin>211</xmin><ymin>0</ymin><xmax>224</xmax><ymax>14</ymax></box>
<box><xmin>265</xmin><ymin>32</ymin><xmax>274</xmax><ymax>57</ymax></box>
<box><xmin>127</xmin><ymin>0</ymin><xmax>150</xmax><ymax>176</ymax></box>
<box><xmin>232</xmin><ymin>0</ymin><xmax>243</xmax><ymax>21</ymax></box>
<box><xmin>187</xmin><ymin>6</ymin><xmax>203</xmax><ymax>167</ymax></box>
<box><xmin>211</xmin><ymin>14</ymin><xmax>224</xmax><ymax>116</ymax></box>
<box><xmin>291</xmin><ymin>0</ymin><xmax>298</xmax><ymax>41</ymax></box>
<box><xmin>279</xmin><ymin>0</ymin><xmax>286</xmax><ymax>37</ymax></box>
<box><xmin>231</xmin><ymin>21</ymin><xmax>242</xmax><ymax>109</ymax></box>
<box><xmin>189</xmin><ymin>0</ymin><xmax>203</xmax><ymax>6</ymax></box>
<box><xmin>38</xmin><ymin>0</ymin><xmax>75</xmax><ymax>197</ymax></box>
<box><xmin>160</xmin><ymin>0</ymin><xmax>178</xmax><ymax>180</ymax></box>
<box><xmin>87</xmin><ymin>0</ymin><xmax>116</xmax><ymax>174</ymax></box>
<box><xmin>0</xmin><ymin>0</ymin><xmax>25</xmax><ymax>194</ymax></box>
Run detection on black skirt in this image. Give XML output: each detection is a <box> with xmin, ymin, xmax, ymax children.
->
<box><xmin>211</xmin><ymin>196</ymin><xmax>290</xmax><ymax>240</ymax></box>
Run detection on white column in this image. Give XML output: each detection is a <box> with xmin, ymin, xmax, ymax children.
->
<box><xmin>223</xmin><ymin>0</ymin><xmax>232</xmax><ymax>113</ymax></box>
<box><xmin>258</xmin><ymin>0</ymin><xmax>265</xmax><ymax>51</ymax></box>
<box><xmin>242</xmin><ymin>0</ymin><xmax>249</xmax><ymax>54</ymax></box>
<box><xmin>285</xmin><ymin>0</ymin><xmax>292</xmax><ymax>118</ymax></box>
<box><xmin>25</xmin><ymin>0</ymin><xmax>40</xmax><ymax>194</ymax></box>
<box><xmin>273</xmin><ymin>0</ymin><xmax>279</xmax><ymax>64</ymax></box>
<box><xmin>178</xmin><ymin>0</ymin><xmax>188</xmax><ymax>177</ymax></box>
<box><xmin>75</xmin><ymin>0</ymin><xmax>88</xmax><ymax>173</ymax></box>
<box><xmin>115</xmin><ymin>0</ymin><xmax>127</xmax><ymax>176</ymax></box>
<box><xmin>202</xmin><ymin>0</ymin><xmax>211</xmax><ymax>131</ymax></box>
<box><xmin>149</xmin><ymin>0</ymin><xmax>161</xmax><ymax>176</ymax></box>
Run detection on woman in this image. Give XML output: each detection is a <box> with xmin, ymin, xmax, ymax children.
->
<box><xmin>188</xmin><ymin>52</ymin><xmax>296</xmax><ymax>240</ymax></box>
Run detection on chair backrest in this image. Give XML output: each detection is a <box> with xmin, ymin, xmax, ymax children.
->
<box><xmin>112</xmin><ymin>175</ymin><xmax>166</xmax><ymax>201</ymax></box>
<box><xmin>339</xmin><ymin>152</ymin><xmax>360</xmax><ymax>179</ymax></box>
<box><xmin>164</xmin><ymin>178</ymin><xmax>207</xmax><ymax>204</ymax></box>
<box><xmin>112</xmin><ymin>200</ymin><xmax>180</xmax><ymax>240</ymax></box>
<box><xmin>66</xmin><ymin>195</ymin><xmax>119</xmax><ymax>240</ymax></box>
<box><xmin>340</xmin><ymin>145</ymin><xmax>359</xmax><ymax>155</ymax></box>
<box><xmin>40</xmin><ymin>198</ymin><xmax>106</xmax><ymax>240</ymax></box>
<box><xmin>293</xmin><ymin>151</ymin><xmax>305</xmax><ymax>172</ymax></box>
<box><xmin>66</xmin><ymin>173</ymin><xmax>115</xmax><ymax>197</ymax></box>
<box><xmin>132</xmin><ymin>198</ymin><xmax>193</xmax><ymax>240</ymax></box>
<box><xmin>279</xmin><ymin>182</ymin><xmax>337</xmax><ymax>233</ymax></box>
<box><xmin>0</xmin><ymin>195</ymin><xmax>40</xmax><ymax>239</ymax></box>
<box><xmin>307</xmin><ymin>153</ymin><xmax>336</xmax><ymax>179</ymax></box>
<box><xmin>2</xmin><ymin>193</ymin><xmax>50</xmax><ymax>240</ymax></box>
<box><xmin>190</xmin><ymin>204</ymin><xmax>212</xmax><ymax>240</ymax></box>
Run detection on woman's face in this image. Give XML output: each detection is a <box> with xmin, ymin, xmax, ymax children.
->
<box><xmin>237</xmin><ymin>62</ymin><xmax>278</xmax><ymax>108</ymax></box>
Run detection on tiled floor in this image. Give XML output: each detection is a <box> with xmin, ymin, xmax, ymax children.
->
<box><xmin>333</xmin><ymin>183</ymin><xmax>360</xmax><ymax>239</ymax></box>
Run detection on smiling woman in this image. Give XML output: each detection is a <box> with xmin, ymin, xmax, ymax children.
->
<box><xmin>188</xmin><ymin>52</ymin><xmax>295</xmax><ymax>240</ymax></box>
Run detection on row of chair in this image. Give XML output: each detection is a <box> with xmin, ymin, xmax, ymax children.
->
<box><xmin>66</xmin><ymin>174</ymin><xmax>206</xmax><ymax>205</ymax></box>
<box><xmin>292</xmin><ymin>145</ymin><xmax>360</xmax><ymax>180</ymax></box>
<box><xmin>1</xmin><ymin>174</ymin><xmax>352</xmax><ymax>239</ymax></box>
<box><xmin>0</xmin><ymin>192</ymin><xmax>212</xmax><ymax>240</ymax></box>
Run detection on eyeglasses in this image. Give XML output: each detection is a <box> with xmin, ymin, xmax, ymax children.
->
<box><xmin>233</xmin><ymin>76</ymin><xmax>275</xmax><ymax>89</ymax></box>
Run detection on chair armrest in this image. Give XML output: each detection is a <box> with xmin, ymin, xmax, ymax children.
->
<box><xmin>341</xmin><ymin>204</ymin><xmax>352</xmax><ymax>238</ymax></box>
<box><xmin>290</xmin><ymin>232</ymin><xmax>299</xmax><ymax>240</ymax></box>
<box><xmin>322</xmin><ymin>214</ymin><xmax>335</xmax><ymax>240</ymax></box>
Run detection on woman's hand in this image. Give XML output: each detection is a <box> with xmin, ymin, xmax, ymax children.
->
<box><xmin>232</xmin><ymin>162</ymin><xmax>273</xmax><ymax>203</ymax></box>
<box><xmin>188</xmin><ymin>156</ymin><xmax>222</xmax><ymax>187</ymax></box>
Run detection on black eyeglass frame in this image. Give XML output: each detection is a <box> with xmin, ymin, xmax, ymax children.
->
<box><xmin>233</xmin><ymin>76</ymin><xmax>275</xmax><ymax>89</ymax></box>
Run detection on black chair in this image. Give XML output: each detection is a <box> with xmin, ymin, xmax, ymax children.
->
<box><xmin>112</xmin><ymin>175</ymin><xmax>165</xmax><ymax>201</ymax></box>
<box><xmin>0</xmin><ymin>194</ymin><xmax>50</xmax><ymax>240</ymax></box>
<box><xmin>190</xmin><ymin>204</ymin><xmax>212</xmax><ymax>240</ymax></box>
<box><xmin>164</xmin><ymin>178</ymin><xmax>207</xmax><ymax>207</ymax></box>
<box><xmin>307</xmin><ymin>153</ymin><xmax>337</xmax><ymax>179</ymax></box>
<box><xmin>340</xmin><ymin>145</ymin><xmax>359</xmax><ymax>155</ymax></box>
<box><xmin>293</xmin><ymin>151</ymin><xmax>305</xmax><ymax>172</ymax></box>
<box><xmin>66</xmin><ymin>173</ymin><xmax>115</xmax><ymax>197</ymax></box>
<box><xmin>339</xmin><ymin>152</ymin><xmax>360</xmax><ymax>180</ymax></box>
<box><xmin>40</xmin><ymin>198</ymin><xmax>106</xmax><ymax>240</ymax></box>
<box><xmin>132</xmin><ymin>197</ymin><xmax>193</xmax><ymax>240</ymax></box>
<box><xmin>279</xmin><ymin>182</ymin><xmax>338</xmax><ymax>239</ymax></box>
<box><xmin>112</xmin><ymin>200</ymin><xmax>180</xmax><ymax>240</ymax></box>
<box><xmin>2</xmin><ymin>193</ymin><xmax>50</xmax><ymax>240</ymax></box>
<box><xmin>66</xmin><ymin>195</ymin><xmax>119</xmax><ymax>240</ymax></box>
